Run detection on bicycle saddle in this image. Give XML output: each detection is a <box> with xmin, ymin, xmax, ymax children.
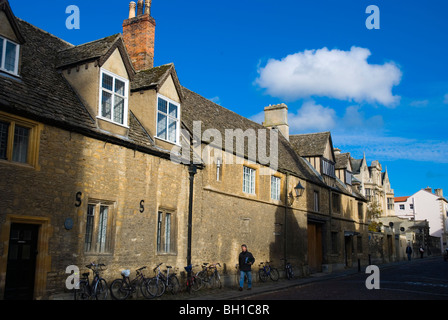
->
<box><xmin>166</xmin><ymin>266</ymin><xmax>172</xmax><ymax>269</ymax></box>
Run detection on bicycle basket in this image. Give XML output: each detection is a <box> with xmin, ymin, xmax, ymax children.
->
<box><xmin>121</xmin><ymin>269</ymin><xmax>131</xmax><ymax>277</ymax></box>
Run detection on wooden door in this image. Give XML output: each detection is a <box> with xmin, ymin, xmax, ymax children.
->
<box><xmin>4</xmin><ymin>223</ymin><xmax>39</xmax><ymax>300</ymax></box>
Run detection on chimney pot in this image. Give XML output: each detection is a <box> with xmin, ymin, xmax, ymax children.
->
<box><xmin>137</xmin><ymin>0</ymin><xmax>144</xmax><ymax>16</ymax></box>
<box><xmin>144</xmin><ymin>0</ymin><xmax>151</xmax><ymax>15</ymax></box>
<box><xmin>128</xmin><ymin>1</ymin><xmax>136</xmax><ymax>19</ymax></box>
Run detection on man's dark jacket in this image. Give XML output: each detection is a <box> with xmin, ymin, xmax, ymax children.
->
<box><xmin>239</xmin><ymin>251</ymin><xmax>255</xmax><ymax>272</ymax></box>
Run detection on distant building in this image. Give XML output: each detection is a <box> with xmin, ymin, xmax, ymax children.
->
<box><xmin>351</xmin><ymin>154</ymin><xmax>395</xmax><ymax>216</ymax></box>
<box><xmin>395</xmin><ymin>188</ymin><xmax>448</xmax><ymax>252</ymax></box>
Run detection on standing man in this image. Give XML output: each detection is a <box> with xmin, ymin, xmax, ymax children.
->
<box><xmin>238</xmin><ymin>244</ymin><xmax>255</xmax><ymax>291</ymax></box>
<box><xmin>406</xmin><ymin>243</ymin><xmax>412</xmax><ymax>261</ymax></box>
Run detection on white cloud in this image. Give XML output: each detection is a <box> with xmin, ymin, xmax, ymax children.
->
<box><xmin>255</xmin><ymin>46</ymin><xmax>402</xmax><ymax>106</ymax></box>
<box><xmin>288</xmin><ymin>101</ymin><xmax>337</xmax><ymax>132</ymax></box>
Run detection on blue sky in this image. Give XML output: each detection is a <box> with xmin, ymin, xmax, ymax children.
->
<box><xmin>10</xmin><ymin>0</ymin><xmax>448</xmax><ymax>197</ymax></box>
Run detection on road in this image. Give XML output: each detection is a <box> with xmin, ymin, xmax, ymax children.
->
<box><xmin>245</xmin><ymin>257</ymin><xmax>448</xmax><ymax>300</ymax></box>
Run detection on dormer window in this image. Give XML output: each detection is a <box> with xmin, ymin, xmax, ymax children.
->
<box><xmin>0</xmin><ymin>36</ymin><xmax>20</xmax><ymax>76</ymax></box>
<box><xmin>99</xmin><ymin>69</ymin><xmax>129</xmax><ymax>126</ymax></box>
<box><xmin>156</xmin><ymin>94</ymin><xmax>180</xmax><ymax>144</ymax></box>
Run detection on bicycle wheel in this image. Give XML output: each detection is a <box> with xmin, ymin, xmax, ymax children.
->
<box><xmin>167</xmin><ymin>275</ymin><xmax>180</xmax><ymax>294</ymax></box>
<box><xmin>110</xmin><ymin>278</ymin><xmax>129</xmax><ymax>300</ymax></box>
<box><xmin>140</xmin><ymin>278</ymin><xmax>155</xmax><ymax>299</ymax></box>
<box><xmin>211</xmin><ymin>274</ymin><xmax>222</xmax><ymax>289</ymax></box>
<box><xmin>269</xmin><ymin>268</ymin><xmax>279</xmax><ymax>281</ymax></box>
<box><xmin>94</xmin><ymin>278</ymin><xmax>108</xmax><ymax>300</ymax></box>
<box><xmin>74</xmin><ymin>281</ymin><xmax>90</xmax><ymax>300</ymax></box>
<box><xmin>191</xmin><ymin>276</ymin><xmax>202</xmax><ymax>292</ymax></box>
<box><xmin>258</xmin><ymin>269</ymin><xmax>269</xmax><ymax>282</ymax></box>
<box><xmin>147</xmin><ymin>277</ymin><xmax>165</xmax><ymax>297</ymax></box>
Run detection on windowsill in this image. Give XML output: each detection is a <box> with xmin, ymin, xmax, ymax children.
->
<box><xmin>156</xmin><ymin>252</ymin><xmax>177</xmax><ymax>256</ymax></box>
<box><xmin>154</xmin><ymin>136</ymin><xmax>181</xmax><ymax>147</ymax></box>
<box><xmin>96</xmin><ymin>116</ymin><xmax>129</xmax><ymax>129</ymax></box>
<box><xmin>0</xmin><ymin>158</ymin><xmax>36</xmax><ymax>170</ymax></box>
<box><xmin>84</xmin><ymin>252</ymin><xmax>114</xmax><ymax>256</ymax></box>
<box><xmin>0</xmin><ymin>69</ymin><xmax>21</xmax><ymax>80</ymax></box>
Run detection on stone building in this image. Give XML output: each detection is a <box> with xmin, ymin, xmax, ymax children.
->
<box><xmin>351</xmin><ymin>153</ymin><xmax>395</xmax><ymax>217</ymax></box>
<box><xmin>0</xmin><ymin>0</ymin><xmax>369</xmax><ymax>299</ymax></box>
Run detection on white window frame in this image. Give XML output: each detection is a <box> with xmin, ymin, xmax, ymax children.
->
<box><xmin>98</xmin><ymin>69</ymin><xmax>129</xmax><ymax>127</ymax></box>
<box><xmin>0</xmin><ymin>36</ymin><xmax>20</xmax><ymax>76</ymax></box>
<box><xmin>156</xmin><ymin>93</ymin><xmax>181</xmax><ymax>145</ymax></box>
<box><xmin>243</xmin><ymin>166</ymin><xmax>256</xmax><ymax>195</ymax></box>
<box><xmin>271</xmin><ymin>176</ymin><xmax>281</xmax><ymax>201</ymax></box>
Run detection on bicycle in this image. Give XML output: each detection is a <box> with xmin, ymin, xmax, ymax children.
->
<box><xmin>109</xmin><ymin>266</ymin><xmax>153</xmax><ymax>300</ymax></box>
<box><xmin>74</xmin><ymin>263</ymin><xmax>108</xmax><ymax>300</ymax></box>
<box><xmin>147</xmin><ymin>263</ymin><xmax>180</xmax><ymax>297</ymax></box>
<box><xmin>258</xmin><ymin>261</ymin><xmax>279</xmax><ymax>282</ymax></box>
<box><xmin>184</xmin><ymin>264</ymin><xmax>202</xmax><ymax>293</ymax></box>
<box><xmin>197</xmin><ymin>262</ymin><xmax>222</xmax><ymax>289</ymax></box>
<box><xmin>281</xmin><ymin>258</ymin><xmax>295</xmax><ymax>280</ymax></box>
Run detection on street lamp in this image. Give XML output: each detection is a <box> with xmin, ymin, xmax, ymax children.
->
<box><xmin>294</xmin><ymin>181</ymin><xmax>305</xmax><ymax>198</ymax></box>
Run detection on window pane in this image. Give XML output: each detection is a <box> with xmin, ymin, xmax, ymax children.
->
<box><xmin>0</xmin><ymin>39</ymin><xmax>3</xmax><ymax>69</ymax></box>
<box><xmin>157</xmin><ymin>112</ymin><xmax>167</xmax><ymax>140</ymax></box>
<box><xmin>169</xmin><ymin>103</ymin><xmax>178</xmax><ymax>119</ymax></box>
<box><xmin>0</xmin><ymin>121</ymin><xmax>9</xmax><ymax>160</ymax></box>
<box><xmin>101</xmin><ymin>91</ymin><xmax>112</xmax><ymax>119</ymax></box>
<box><xmin>85</xmin><ymin>205</ymin><xmax>95</xmax><ymax>252</ymax></box>
<box><xmin>102</xmin><ymin>73</ymin><xmax>113</xmax><ymax>91</ymax></box>
<box><xmin>168</xmin><ymin>118</ymin><xmax>177</xmax><ymax>143</ymax></box>
<box><xmin>243</xmin><ymin>167</ymin><xmax>255</xmax><ymax>194</ymax></box>
<box><xmin>158</xmin><ymin>98</ymin><xmax>167</xmax><ymax>113</ymax></box>
<box><xmin>4</xmin><ymin>41</ymin><xmax>17</xmax><ymax>73</ymax></box>
<box><xmin>157</xmin><ymin>211</ymin><xmax>163</xmax><ymax>252</ymax></box>
<box><xmin>271</xmin><ymin>176</ymin><xmax>280</xmax><ymax>200</ymax></box>
<box><xmin>12</xmin><ymin>125</ymin><xmax>29</xmax><ymax>163</ymax></box>
<box><xmin>98</xmin><ymin>206</ymin><xmax>108</xmax><ymax>252</ymax></box>
<box><xmin>165</xmin><ymin>213</ymin><xmax>171</xmax><ymax>252</ymax></box>
<box><xmin>114</xmin><ymin>79</ymin><xmax>125</xmax><ymax>96</ymax></box>
<box><xmin>113</xmin><ymin>95</ymin><xmax>124</xmax><ymax>124</ymax></box>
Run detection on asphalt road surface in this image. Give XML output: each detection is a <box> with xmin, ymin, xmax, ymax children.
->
<box><xmin>245</xmin><ymin>257</ymin><xmax>448</xmax><ymax>300</ymax></box>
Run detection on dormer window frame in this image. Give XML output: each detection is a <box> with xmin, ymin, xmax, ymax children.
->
<box><xmin>97</xmin><ymin>68</ymin><xmax>129</xmax><ymax>128</ymax></box>
<box><xmin>156</xmin><ymin>93</ymin><xmax>181</xmax><ymax>145</ymax></box>
<box><xmin>0</xmin><ymin>35</ymin><xmax>20</xmax><ymax>76</ymax></box>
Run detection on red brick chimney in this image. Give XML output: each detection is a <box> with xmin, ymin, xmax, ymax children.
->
<box><xmin>123</xmin><ymin>0</ymin><xmax>156</xmax><ymax>71</ymax></box>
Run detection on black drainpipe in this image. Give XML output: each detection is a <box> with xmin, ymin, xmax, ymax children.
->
<box><xmin>187</xmin><ymin>164</ymin><xmax>197</xmax><ymax>278</ymax></box>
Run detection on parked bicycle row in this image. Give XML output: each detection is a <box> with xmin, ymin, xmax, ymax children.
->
<box><xmin>73</xmin><ymin>261</ymin><xmax>224</xmax><ymax>300</ymax></box>
<box><xmin>73</xmin><ymin>259</ymin><xmax>296</xmax><ymax>300</ymax></box>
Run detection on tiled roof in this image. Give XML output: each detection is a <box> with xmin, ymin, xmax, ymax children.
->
<box><xmin>180</xmin><ymin>87</ymin><xmax>326</xmax><ymax>185</ymax></box>
<box><xmin>289</xmin><ymin>132</ymin><xmax>332</xmax><ymax>158</ymax></box>
<box><xmin>394</xmin><ymin>196</ymin><xmax>410</xmax><ymax>202</ymax></box>
<box><xmin>335</xmin><ymin>152</ymin><xmax>351</xmax><ymax>170</ymax></box>
<box><xmin>0</xmin><ymin>19</ymin><xmax>167</xmax><ymax>158</ymax></box>
<box><xmin>56</xmin><ymin>33</ymin><xmax>135</xmax><ymax>79</ymax></box>
<box><xmin>0</xmin><ymin>19</ymin><xmax>96</xmax><ymax>132</ymax></box>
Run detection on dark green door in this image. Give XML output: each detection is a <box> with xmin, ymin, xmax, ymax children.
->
<box><xmin>4</xmin><ymin>223</ymin><xmax>39</xmax><ymax>300</ymax></box>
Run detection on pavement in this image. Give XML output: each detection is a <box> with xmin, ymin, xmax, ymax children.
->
<box><xmin>160</xmin><ymin>255</ymin><xmax>442</xmax><ymax>301</ymax></box>
<box><xmin>50</xmin><ymin>256</ymin><xmax>442</xmax><ymax>300</ymax></box>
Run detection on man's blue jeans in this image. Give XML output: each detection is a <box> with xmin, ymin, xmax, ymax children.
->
<box><xmin>239</xmin><ymin>270</ymin><xmax>252</xmax><ymax>288</ymax></box>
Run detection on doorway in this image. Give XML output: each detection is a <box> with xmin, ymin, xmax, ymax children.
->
<box><xmin>4</xmin><ymin>223</ymin><xmax>39</xmax><ymax>300</ymax></box>
<box><xmin>307</xmin><ymin>223</ymin><xmax>323</xmax><ymax>273</ymax></box>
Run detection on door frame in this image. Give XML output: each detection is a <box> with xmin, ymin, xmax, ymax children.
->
<box><xmin>0</xmin><ymin>215</ymin><xmax>51</xmax><ymax>300</ymax></box>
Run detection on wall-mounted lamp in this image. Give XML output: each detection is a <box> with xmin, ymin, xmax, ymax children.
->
<box><xmin>288</xmin><ymin>181</ymin><xmax>305</xmax><ymax>206</ymax></box>
<box><xmin>294</xmin><ymin>181</ymin><xmax>305</xmax><ymax>198</ymax></box>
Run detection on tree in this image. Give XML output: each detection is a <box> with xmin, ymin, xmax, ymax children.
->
<box><xmin>367</xmin><ymin>200</ymin><xmax>383</xmax><ymax>232</ymax></box>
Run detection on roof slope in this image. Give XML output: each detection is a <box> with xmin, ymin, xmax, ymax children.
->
<box><xmin>289</xmin><ymin>132</ymin><xmax>332</xmax><ymax>157</ymax></box>
<box><xmin>180</xmin><ymin>87</ymin><xmax>325</xmax><ymax>185</ymax></box>
<box><xmin>0</xmin><ymin>19</ymin><xmax>96</xmax><ymax>132</ymax></box>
